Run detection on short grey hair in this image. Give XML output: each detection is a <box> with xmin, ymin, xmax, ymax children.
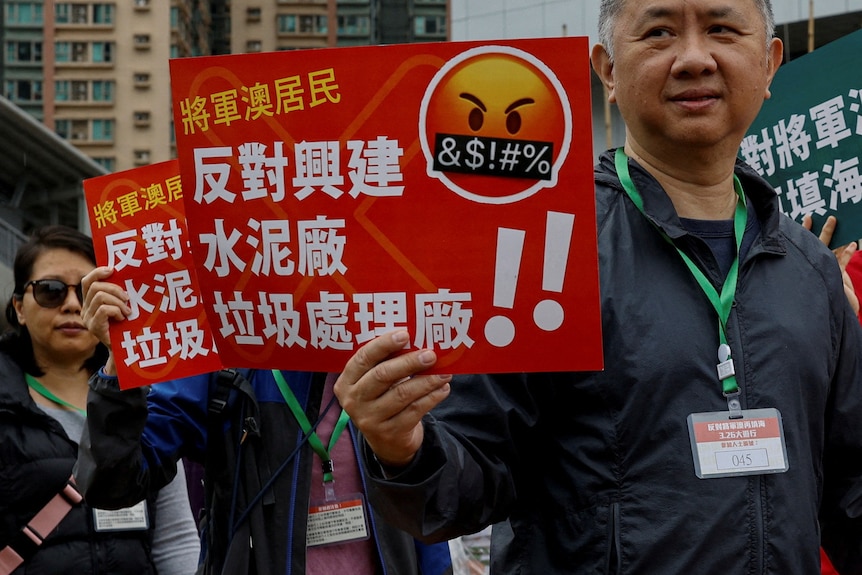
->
<box><xmin>597</xmin><ymin>0</ymin><xmax>776</xmax><ymax>62</ymax></box>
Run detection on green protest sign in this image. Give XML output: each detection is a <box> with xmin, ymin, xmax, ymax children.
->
<box><xmin>741</xmin><ymin>29</ymin><xmax>862</xmax><ymax>247</ymax></box>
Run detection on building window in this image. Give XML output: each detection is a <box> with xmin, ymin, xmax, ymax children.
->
<box><xmin>55</xmin><ymin>81</ymin><xmax>69</xmax><ymax>101</ymax></box>
<box><xmin>57</xmin><ymin>41</ymin><xmax>114</xmax><ymax>64</ymax></box>
<box><xmin>247</xmin><ymin>7</ymin><xmax>261</xmax><ymax>22</ymax></box>
<box><xmin>92</xmin><ymin>42</ymin><xmax>114</xmax><ymax>62</ymax></box>
<box><xmin>92</xmin><ymin>119</ymin><xmax>114</xmax><ymax>142</ymax></box>
<box><xmin>56</xmin><ymin>118</ymin><xmax>114</xmax><ymax>142</ymax></box>
<box><xmin>134</xmin><ymin>0</ymin><xmax>150</xmax><ymax>8</ymax></box>
<box><xmin>93</xmin><ymin>4</ymin><xmax>114</xmax><ymax>24</ymax></box>
<box><xmin>71</xmin><ymin>4</ymin><xmax>88</xmax><ymax>23</ymax></box>
<box><xmin>277</xmin><ymin>15</ymin><xmax>296</xmax><ymax>33</ymax></box>
<box><xmin>246</xmin><ymin>40</ymin><xmax>262</xmax><ymax>52</ymax></box>
<box><xmin>5</xmin><ymin>41</ymin><xmax>43</xmax><ymax>63</ymax></box>
<box><xmin>55</xmin><ymin>79</ymin><xmax>113</xmax><ymax>103</ymax></box>
<box><xmin>93</xmin><ymin>157</ymin><xmax>116</xmax><ymax>171</ymax></box>
<box><xmin>6</xmin><ymin>2</ymin><xmax>44</xmax><ymax>25</ymax></box>
<box><xmin>71</xmin><ymin>42</ymin><xmax>88</xmax><ymax>62</ymax></box>
<box><xmin>92</xmin><ymin>80</ymin><xmax>114</xmax><ymax>101</ymax></box>
<box><xmin>4</xmin><ymin>79</ymin><xmax>42</xmax><ymax>102</ymax></box>
<box><xmin>133</xmin><ymin>72</ymin><xmax>151</xmax><ymax>88</ymax></box>
<box><xmin>337</xmin><ymin>15</ymin><xmax>370</xmax><ymax>36</ymax></box>
<box><xmin>134</xmin><ymin>149</ymin><xmax>151</xmax><ymax>165</ymax></box>
<box><xmin>277</xmin><ymin>14</ymin><xmax>327</xmax><ymax>34</ymax></box>
<box><xmin>55</xmin><ymin>42</ymin><xmax>69</xmax><ymax>62</ymax></box>
<box><xmin>54</xmin><ymin>3</ymin><xmax>69</xmax><ymax>22</ymax></box>
<box><xmin>414</xmin><ymin>15</ymin><xmax>446</xmax><ymax>36</ymax></box>
<box><xmin>72</xmin><ymin>80</ymin><xmax>88</xmax><ymax>101</ymax></box>
<box><xmin>56</xmin><ymin>2</ymin><xmax>105</xmax><ymax>24</ymax></box>
<box><xmin>300</xmin><ymin>14</ymin><xmax>327</xmax><ymax>34</ymax></box>
<box><xmin>56</xmin><ymin>119</ymin><xmax>89</xmax><ymax>141</ymax></box>
<box><xmin>134</xmin><ymin>34</ymin><xmax>151</xmax><ymax>49</ymax></box>
<box><xmin>134</xmin><ymin>111</ymin><xmax>151</xmax><ymax>126</ymax></box>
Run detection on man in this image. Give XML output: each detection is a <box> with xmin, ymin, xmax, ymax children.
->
<box><xmin>334</xmin><ymin>1</ymin><xmax>862</xmax><ymax>573</ymax></box>
<box><xmin>74</xmin><ymin>267</ymin><xmax>453</xmax><ymax>575</ymax></box>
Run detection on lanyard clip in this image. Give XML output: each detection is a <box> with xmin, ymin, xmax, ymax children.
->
<box><xmin>716</xmin><ymin>343</ymin><xmax>735</xmax><ymax>381</ymax></box>
<box><xmin>724</xmin><ymin>391</ymin><xmax>743</xmax><ymax>419</ymax></box>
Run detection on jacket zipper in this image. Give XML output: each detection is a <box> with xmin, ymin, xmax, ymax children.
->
<box><xmin>728</xmin><ymin>285</ymin><xmax>765</xmax><ymax>574</ymax></box>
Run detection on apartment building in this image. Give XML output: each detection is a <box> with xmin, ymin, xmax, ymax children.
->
<box><xmin>1</xmin><ymin>0</ymin><xmax>449</xmax><ymax>175</ymax></box>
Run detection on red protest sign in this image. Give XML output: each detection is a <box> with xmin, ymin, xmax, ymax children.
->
<box><xmin>84</xmin><ymin>159</ymin><xmax>224</xmax><ymax>387</ymax></box>
<box><xmin>162</xmin><ymin>37</ymin><xmax>601</xmax><ymax>376</ymax></box>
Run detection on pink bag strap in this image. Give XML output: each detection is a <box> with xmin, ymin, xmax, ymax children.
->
<box><xmin>0</xmin><ymin>475</ymin><xmax>83</xmax><ymax>575</ymax></box>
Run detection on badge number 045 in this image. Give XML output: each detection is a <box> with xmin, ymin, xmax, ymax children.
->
<box><xmin>687</xmin><ymin>408</ymin><xmax>789</xmax><ymax>479</ymax></box>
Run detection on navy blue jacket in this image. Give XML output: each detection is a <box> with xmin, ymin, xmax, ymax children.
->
<box><xmin>362</xmin><ymin>150</ymin><xmax>862</xmax><ymax>574</ymax></box>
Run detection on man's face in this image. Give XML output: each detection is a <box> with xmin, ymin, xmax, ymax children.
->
<box><xmin>596</xmin><ymin>0</ymin><xmax>782</xmax><ymax>157</ymax></box>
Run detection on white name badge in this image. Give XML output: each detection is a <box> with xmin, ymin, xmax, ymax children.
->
<box><xmin>93</xmin><ymin>501</ymin><xmax>149</xmax><ymax>531</ymax></box>
<box><xmin>307</xmin><ymin>493</ymin><xmax>370</xmax><ymax>548</ymax></box>
<box><xmin>687</xmin><ymin>408</ymin><xmax>789</xmax><ymax>479</ymax></box>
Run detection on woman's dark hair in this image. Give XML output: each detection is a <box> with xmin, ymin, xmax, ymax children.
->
<box><xmin>0</xmin><ymin>225</ymin><xmax>108</xmax><ymax>375</ymax></box>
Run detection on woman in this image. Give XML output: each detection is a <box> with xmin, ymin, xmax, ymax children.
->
<box><xmin>0</xmin><ymin>225</ymin><xmax>200</xmax><ymax>574</ymax></box>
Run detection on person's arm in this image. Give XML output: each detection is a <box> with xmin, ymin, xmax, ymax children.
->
<box><xmin>75</xmin><ymin>266</ymin><xmax>210</xmax><ymax>508</ymax></box>
<box><xmin>150</xmin><ymin>459</ymin><xmax>202</xmax><ymax>575</ymax></box>
<box><xmin>337</xmin><ymin>331</ymin><xmax>539</xmax><ymax>542</ymax></box>
<box><xmin>75</xmin><ymin>368</ymin><xmax>156</xmax><ymax>508</ymax></box>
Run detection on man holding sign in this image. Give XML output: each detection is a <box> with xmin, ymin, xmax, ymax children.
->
<box><xmin>336</xmin><ymin>0</ymin><xmax>862</xmax><ymax>573</ymax></box>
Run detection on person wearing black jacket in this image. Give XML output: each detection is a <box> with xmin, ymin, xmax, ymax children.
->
<box><xmin>0</xmin><ymin>225</ymin><xmax>200</xmax><ymax>575</ymax></box>
<box><xmin>334</xmin><ymin>0</ymin><xmax>862</xmax><ymax>573</ymax></box>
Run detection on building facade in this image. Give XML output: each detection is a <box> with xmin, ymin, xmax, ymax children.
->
<box><xmin>0</xmin><ymin>0</ymin><xmax>449</xmax><ymax>174</ymax></box>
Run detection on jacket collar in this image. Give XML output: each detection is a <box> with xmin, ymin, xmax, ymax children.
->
<box><xmin>595</xmin><ymin>148</ymin><xmax>786</xmax><ymax>256</ymax></box>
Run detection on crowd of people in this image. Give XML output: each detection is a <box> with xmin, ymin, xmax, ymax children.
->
<box><xmin>2</xmin><ymin>0</ymin><xmax>860</xmax><ymax>574</ymax></box>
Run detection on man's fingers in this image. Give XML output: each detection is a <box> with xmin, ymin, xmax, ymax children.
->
<box><xmin>372</xmin><ymin>371</ymin><xmax>451</xmax><ymax>422</ymax></box>
<box><xmin>819</xmin><ymin>215</ymin><xmax>838</xmax><ymax>246</ymax></box>
<box><xmin>340</xmin><ymin>330</ymin><xmax>410</xmax><ymax>388</ymax></box>
<box><xmin>334</xmin><ymin>330</ymin><xmax>452</xmax><ymax>466</ymax></box>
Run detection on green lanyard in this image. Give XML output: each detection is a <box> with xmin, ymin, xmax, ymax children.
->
<box><xmin>272</xmin><ymin>370</ymin><xmax>350</xmax><ymax>486</ymax></box>
<box><xmin>614</xmin><ymin>148</ymin><xmax>746</xmax><ymax>405</ymax></box>
<box><xmin>25</xmin><ymin>374</ymin><xmax>86</xmax><ymax>416</ymax></box>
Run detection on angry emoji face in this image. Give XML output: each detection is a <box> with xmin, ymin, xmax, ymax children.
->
<box><xmin>420</xmin><ymin>47</ymin><xmax>572</xmax><ymax>204</ymax></box>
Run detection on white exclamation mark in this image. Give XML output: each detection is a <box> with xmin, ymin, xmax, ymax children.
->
<box><xmin>484</xmin><ymin>227</ymin><xmax>525</xmax><ymax>348</ymax></box>
<box><xmin>534</xmin><ymin>211</ymin><xmax>575</xmax><ymax>331</ymax></box>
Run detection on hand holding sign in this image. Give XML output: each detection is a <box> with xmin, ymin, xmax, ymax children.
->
<box><xmin>334</xmin><ymin>329</ymin><xmax>452</xmax><ymax>469</ymax></box>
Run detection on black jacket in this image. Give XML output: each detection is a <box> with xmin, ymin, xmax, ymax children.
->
<box><xmin>0</xmin><ymin>352</ymin><xmax>156</xmax><ymax>575</ymax></box>
<box><xmin>363</xmin><ymin>150</ymin><xmax>862</xmax><ymax>574</ymax></box>
<box><xmin>76</xmin><ymin>368</ymin><xmax>452</xmax><ymax>575</ymax></box>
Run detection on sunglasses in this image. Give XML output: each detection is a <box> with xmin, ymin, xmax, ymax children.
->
<box><xmin>24</xmin><ymin>279</ymin><xmax>84</xmax><ymax>309</ymax></box>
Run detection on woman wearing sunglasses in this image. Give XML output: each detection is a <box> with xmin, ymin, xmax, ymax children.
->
<box><xmin>0</xmin><ymin>225</ymin><xmax>200</xmax><ymax>575</ymax></box>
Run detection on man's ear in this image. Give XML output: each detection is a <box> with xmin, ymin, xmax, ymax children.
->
<box><xmin>763</xmin><ymin>37</ymin><xmax>784</xmax><ymax>100</ymax></box>
<box><xmin>591</xmin><ymin>43</ymin><xmax>616</xmax><ymax>103</ymax></box>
